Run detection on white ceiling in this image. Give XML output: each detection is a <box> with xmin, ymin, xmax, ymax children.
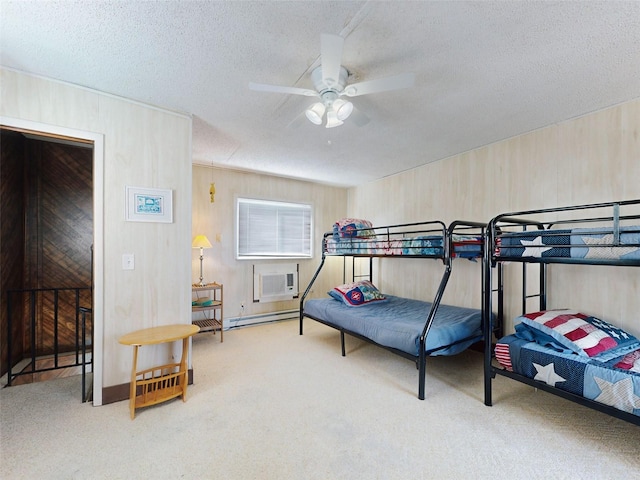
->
<box><xmin>2</xmin><ymin>1</ymin><xmax>640</xmax><ymax>187</ymax></box>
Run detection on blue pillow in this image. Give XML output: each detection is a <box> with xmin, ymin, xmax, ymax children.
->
<box><xmin>328</xmin><ymin>280</ymin><xmax>387</xmax><ymax>307</ymax></box>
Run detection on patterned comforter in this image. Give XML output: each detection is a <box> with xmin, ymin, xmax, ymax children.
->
<box><xmin>325</xmin><ymin>234</ymin><xmax>483</xmax><ymax>258</ymax></box>
<box><xmin>497</xmin><ymin>226</ymin><xmax>640</xmax><ymax>260</ymax></box>
<box><xmin>495</xmin><ymin>334</ymin><xmax>640</xmax><ymax>418</ymax></box>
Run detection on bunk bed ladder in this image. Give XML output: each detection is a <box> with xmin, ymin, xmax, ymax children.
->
<box><xmin>521</xmin><ymin>262</ymin><xmax>547</xmax><ymax>314</ymax></box>
<box><xmin>344</xmin><ymin>256</ymin><xmax>373</xmax><ymax>283</ymax></box>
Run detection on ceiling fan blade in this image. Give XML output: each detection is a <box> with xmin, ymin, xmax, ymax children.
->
<box><xmin>286</xmin><ymin>110</ymin><xmax>308</xmax><ymax>129</ymax></box>
<box><xmin>249</xmin><ymin>82</ymin><xmax>318</xmax><ymax>97</ymax></box>
<box><xmin>341</xmin><ymin>72</ymin><xmax>415</xmax><ymax>97</ymax></box>
<box><xmin>320</xmin><ymin>34</ymin><xmax>344</xmax><ymax>88</ymax></box>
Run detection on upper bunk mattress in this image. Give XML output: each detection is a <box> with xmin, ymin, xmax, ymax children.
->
<box><xmin>325</xmin><ymin>234</ymin><xmax>483</xmax><ymax>258</ymax></box>
<box><xmin>325</xmin><ymin>235</ymin><xmax>443</xmax><ymax>256</ymax></box>
<box><xmin>303</xmin><ymin>295</ymin><xmax>483</xmax><ymax>356</ymax></box>
<box><xmin>497</xmin><ymin>226</ymin><xmax>640</xmax><ymax>260</ymax></box>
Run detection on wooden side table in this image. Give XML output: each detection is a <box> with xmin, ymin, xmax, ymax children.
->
<box><xmin>118</xmin><ymin>324</ymin><xmax>200</xmax><ymax>419</ymax></box>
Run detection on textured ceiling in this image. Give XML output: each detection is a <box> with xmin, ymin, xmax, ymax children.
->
<box><xmin>2</xmin><ymin>1</ymin><xmax>640</xmax><ymax>187</ymax></box>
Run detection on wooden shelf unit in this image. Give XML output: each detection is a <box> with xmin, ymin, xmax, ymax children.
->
<box><xmin>192</xmin><ymin>282</ymin><xmax>224</xmax><ymax>342</ymax></box>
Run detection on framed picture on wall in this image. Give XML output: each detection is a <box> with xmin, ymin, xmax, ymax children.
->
<box><xmin>125</xmin><ymin>186</ymin><xmax>173</xmax><ymax>223</ymax></box>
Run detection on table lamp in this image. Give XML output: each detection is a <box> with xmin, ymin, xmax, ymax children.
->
<box><xmin>192</xmin><ymin>235</ymin><xmax>213</xmax><ymax>286</ymax></box>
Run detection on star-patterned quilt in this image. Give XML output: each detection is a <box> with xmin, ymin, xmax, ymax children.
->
<box><xmin>497</xmin><ymin>226</ymin><xmax>640</xmax><ymax>260</ymax></box>
<box><xmin>495</xmin><ymin>334</ymin><xmax>640</xmax><ymax>417</ymax></box>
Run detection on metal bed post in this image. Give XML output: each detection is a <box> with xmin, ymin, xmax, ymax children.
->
<box><xmin>418</xmin><ymin>221</ymin><xmax>455</xmax><ymax>400</ymax></box>
<box><xmin>483</xmin><ymin>220</ymin><xmax>496</xmax><ymax>406</ymax></box>
<box><xmin>299</xmin><ymin>235</ymin><xmax>328</xmax><ymax>335</ymax></box>
<box><xmin>418</xmin><ymin>262</ymin><xmax>451</xmax><ymax>400</ymax></box>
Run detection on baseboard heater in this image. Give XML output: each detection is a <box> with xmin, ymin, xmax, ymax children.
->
<box><xmin>227</xmin><ymin>309</ymin><xmax>299</xmax><ymax>329</ymax></box>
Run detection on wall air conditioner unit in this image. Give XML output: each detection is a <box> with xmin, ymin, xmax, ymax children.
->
<box><xmin>253</xmin><ymin>263</ymin><xmax>299</xmax><ymax>303</ymax></box>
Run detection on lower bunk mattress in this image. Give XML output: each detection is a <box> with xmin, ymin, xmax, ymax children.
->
<box><xmin>495</xmin><ymin>334</ymin><xmax>640</xmax><ymax>418</ymax></box>
<box><xmin>303</xmin><ymin>295</ymin><xmax>483</xmax><ymax>356</ymax></box>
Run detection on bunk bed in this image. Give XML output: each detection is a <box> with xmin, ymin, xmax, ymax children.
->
<box><xmin>483</xmin><ymin>199</ymin><xmax>640</xmax><ymax>425</ymax></box>
<box><xmin>299</xmin><ymin>218</ymin><xmax>490</xmax><ymax>400</ymax></box>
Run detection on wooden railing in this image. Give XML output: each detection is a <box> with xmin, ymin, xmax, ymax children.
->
<box><xmin>5</xmin><ymin>287</ymin><xmax>92</xmax><ymax>401</ymax></box>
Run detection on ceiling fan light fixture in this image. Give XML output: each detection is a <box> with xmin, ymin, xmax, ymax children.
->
<box><xmin>305</xmin><ymin>102</ymin><xmax>325</xmax><ymax>125</ymax></box>
<box><xmin>325</xmin><ymin>109</ymin><xmax>343</xmax><ymax>128</ymax></box>
<box><xmin>332</xmin><ymin>98</ymin><xmax>353</xmax><ymax>121</ymax></box>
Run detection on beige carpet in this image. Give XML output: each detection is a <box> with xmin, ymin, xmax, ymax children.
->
<box><xmin>1</xmin><ymin>319</ymin><xmax>639</xmax><ymax>480</ymax></box>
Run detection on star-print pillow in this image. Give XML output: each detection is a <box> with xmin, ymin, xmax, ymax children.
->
<box><xmin>515</xmin><ymin>309</ymin><xmax>640</xmax><ymax>362</ymax></box>
<box><xmin>328</xmin><ymin>280</ymin><xmax>387</xmax><ymax>307</ymax></box>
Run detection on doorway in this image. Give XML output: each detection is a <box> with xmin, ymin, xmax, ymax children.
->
<box><xmin>0</xmin><ymin>117</ymin><xmax>104</xmax><ymax>405</ymax></box>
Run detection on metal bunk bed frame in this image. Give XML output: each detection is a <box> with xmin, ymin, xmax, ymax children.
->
<box><xmin>300</xmin><ymin>219</ymin><xmax>489</xmax><ymax>400</ymax></box>
<box><xmin>483</xmin><ymin>199</ymin><xmax>640</xmax><ymax>425</ymax></box>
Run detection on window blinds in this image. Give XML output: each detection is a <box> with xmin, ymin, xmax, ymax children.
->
<box><xmin>237</xmin><ymin>198</ymin><xmax>312</xmax><ymax>258</ymax></box>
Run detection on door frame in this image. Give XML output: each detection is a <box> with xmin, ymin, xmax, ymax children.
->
<box><xmin>1</xmin><ymin>116</ymin><xmax>105</xmax><ymax>406</ymax></box>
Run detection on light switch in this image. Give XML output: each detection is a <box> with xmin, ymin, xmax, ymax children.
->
<box><xmin>122</xmin><ymin>253</ymin><xmax>135</xmax><ymax>270</ymax></box>
<box><xmin>215</xmin><ymin>233</ymin><xmax>222</xmax><ymax>242</ymax></box>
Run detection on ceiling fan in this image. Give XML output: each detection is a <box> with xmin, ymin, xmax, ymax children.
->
<box><xmin>249</xmin><ymin>34</ymin><xmax>415</xmax><ymax>128</ymax></box>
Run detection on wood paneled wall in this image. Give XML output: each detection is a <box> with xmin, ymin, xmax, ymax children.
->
<box><xmin>2</xmin><ymin>68</ymin><xmax>193</xmax><ymax>401</ymax></box>
<box><xmin>1</xmin><ymin>130</ymin><xmax>26</xmax><ymax>373</ymax></box>
<box><xmin>23</xmin><ymin>139</ymin><xmax>93</xmax><ymax>291</ymax></box>
<box><xmin>0</xmin><ymin>130</ymin><xmax>93</xmax><ymax>374</ymax></box>
<box><xmin>191</xmin><ymin>166</ymin><xmax>348</xmax><ymax>323</ymax></box>
<box><xmin>348</xmin><ymin>98</ymin><xmax>640</xmax><ymax>337</ymax></box>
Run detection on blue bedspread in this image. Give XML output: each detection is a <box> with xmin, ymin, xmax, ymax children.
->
<box><xmin>303</xmin><ymin>295</ymin><xmax>483</xmax><ymax>356</ymax></box>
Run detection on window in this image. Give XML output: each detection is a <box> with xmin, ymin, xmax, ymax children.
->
<box><xmin>237</xmin><ymin>198</ymin><xmax>312</xmax><ymax>259</ymax></box>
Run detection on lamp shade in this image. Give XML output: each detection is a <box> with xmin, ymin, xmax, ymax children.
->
<box><xmin>192</xmin><ymin>235</ymin><xmax>212</xmax><ymax>249</ymax></box>
<box><xmin>332</xmin><ymin>98</ymin><xmax>353</xmax><ymax>121</ymax></box>
<box><xmin>305</xmin><ymin>102</ymin><xmax>326</xmax><ymax>125</ymax></box>
<box><xmin>325</xmin><ymin>109</ymin><xmax>344</xmax><ymax>128</ymax></box>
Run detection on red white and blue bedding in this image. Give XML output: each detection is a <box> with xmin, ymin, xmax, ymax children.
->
<box><xmin>495</xmin><ymin>309</ymin><xmax>640</xmax><ymax>418</ymax></box>
<box><xmin>325</xmin><ymin>234</ymin><xmax>482</xmax><ymax>258</ymax></box>
<box><xmin>497</xmin><ymin>226</ymin><xmax>640</xmax><ymax>260</ymax></box>
<box><xmin>303</xmin><ymin>294</ymin><xmax>483</xmax><ymax>356</ymax></box>
<box><xmin>451</xmin><ymin>235</ymin><xmax>484</xmax><ymax>259</ymax></box>
<box><xmin>325</xmin><ymin>235</ymin><xmax>443</xmax><ymax>256</ymax></box>
<box><xmin>327</xmin><ymin>218</ymin><xmax>484</xmax><ymax>258</ymax></box>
